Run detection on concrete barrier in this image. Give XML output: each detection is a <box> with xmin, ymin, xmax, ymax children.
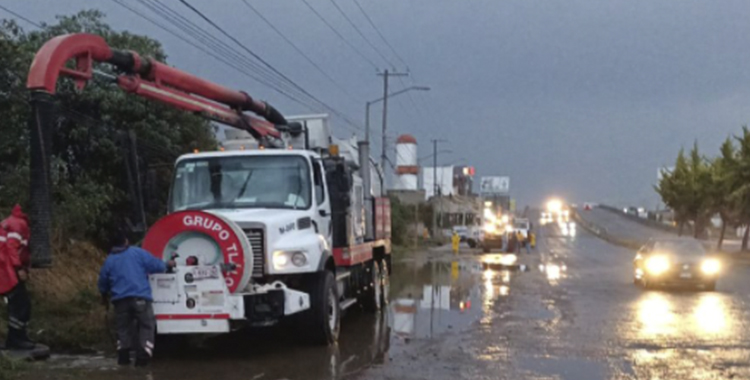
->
<box><xmin>572</xmin><ymin>209</ymin><xmax>642</xmax><ymax>250</ymax></box>
<box><xmin>599</xmin><ymin>205</ymin><xmax>680</xmax><ymax>234</ymax></box>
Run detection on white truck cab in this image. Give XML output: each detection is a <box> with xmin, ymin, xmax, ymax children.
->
<box><xmin>143</xmin><ymin>115</ymin><xmax>391</xmax><ymax>346</ymax></box>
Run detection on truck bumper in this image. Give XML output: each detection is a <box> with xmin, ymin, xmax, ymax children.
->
<box><xmin>244</xmin><ymin>282</ymin><xmax>310</xmax><ymax>325</ymax></box>
<box><xmin>152</xmin><ymin>269</ymin><xmax>310</xmax><ymax>334</ymax></box>
<box><xmin>156</xmin><ymin>314</ymin><xmax>232</xmax><ymax>334</ymax></box>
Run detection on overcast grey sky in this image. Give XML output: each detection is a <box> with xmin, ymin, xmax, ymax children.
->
<box><xmin>4</xmin><ymin>0</ymin><xmax>750</xmax><ymax>207</ymax></box>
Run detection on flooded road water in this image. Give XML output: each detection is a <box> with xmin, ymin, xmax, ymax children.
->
<box><xmin>24</xmin><ymin>250</ymin><xmax>504</xmax><ymax>380</ymax></box>
<box><xmin>23</xmin><ymin>219</ymin><xmax>750</xmax><ymax>380</ymax></box>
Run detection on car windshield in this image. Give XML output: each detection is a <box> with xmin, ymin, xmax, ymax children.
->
<box><xmin>653</xmin><ymin>240</ymin><xmax>706</xmax><ymax>257</ymax></box>
<box><xmin>170</xmin><ymin>155</ymin><xmax>311</xmax><ymax>212</ymax></box>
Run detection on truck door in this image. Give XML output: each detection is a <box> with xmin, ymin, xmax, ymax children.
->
<box><xmin>313</xmin><ymin>159</ymin><xmax>332</xmax><ymax>247</ymax></box>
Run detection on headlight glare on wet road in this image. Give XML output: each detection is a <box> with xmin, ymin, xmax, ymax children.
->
<box><xmin>499</xmin><ymin>254</ymin><xmax>517</xmax><ymax>266</ymax></box>
<box><xmin>645</xmin><ymin>255</ymin><xmax>670</xmax><ymax>275</ymax></box>
<box><xmin>701</xmin><ymin>259</ymin><xmax>720</xmax><ymax>275</ymax></box>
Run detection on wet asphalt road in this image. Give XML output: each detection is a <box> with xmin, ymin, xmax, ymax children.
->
<box><xmin>25</xmin><ymin>220</ymin><xmax>750</xmax><ymax>379</ymax></box>
<box><xmin>361</xmin><ymin>221</ymin><xmax>750</xmax><ymax>380</ymax></box>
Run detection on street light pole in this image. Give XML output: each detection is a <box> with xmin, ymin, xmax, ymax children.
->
<box><xmin>362</xmin><ymin>84</ymin><xmax>429</xmax><ymax>241</ymax></box>
<box><xmin>431</xmin><ymin>139</ymin><xmax>447</xmax><ymax>239</ymax></box>
<box><xmin>376</xmin><ymin>70</ymin><xmax>409</xmax><ymax>193</ymax></box>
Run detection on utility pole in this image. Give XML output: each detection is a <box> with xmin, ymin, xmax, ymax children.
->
<box><xmin>431</xmin><ymin>139</ymin><xmax>447</xmax><ymax>240</ymax></box>
<box><xmin>377</xmin><ymin>69</ymin><xmax>408</xmax><ymax>193</ymax></box>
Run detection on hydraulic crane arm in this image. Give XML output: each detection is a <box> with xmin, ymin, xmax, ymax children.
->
<box><xmin>24</xmin><ymin>33</ymin><xmax>295</xmax><ymax>268</ymax></box>
<box><xmin>27</xmin><ymin>33</ymin><xmax>287</xmax><ymax>140</ymax></box>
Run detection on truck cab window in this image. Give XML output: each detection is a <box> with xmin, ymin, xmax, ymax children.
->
<box><xmin>171</xmin><ymin>155</ymin><xmax>311</xmax><ymax>212</ymax></box>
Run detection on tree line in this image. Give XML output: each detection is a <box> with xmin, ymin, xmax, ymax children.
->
<box><xmin>656</xmin><ymin>127</ymin><xmax>750</xmax><ymax>250</ymax></box>
<box><xmin>0</xmin><ymin>10</ymin><xmax>216</xmax><ymax>247</ymax></box>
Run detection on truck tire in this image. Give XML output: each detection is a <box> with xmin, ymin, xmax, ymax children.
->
<box><xmin>380</xmin><ymin>260</ymin><xmax>390</xmax><ymax>307</ymax></box>
<box><xmin>363</xmin><ymin>261</ymin><xmax>383</xmax><ymax>312</ymax></box>
<box><xmin>304</xmin><ymin>270</ymin><xmax>340</xmax><ymax>345</ymax></box>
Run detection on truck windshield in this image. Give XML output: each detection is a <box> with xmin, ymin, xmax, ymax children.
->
<box><xmin>170</xmin><ymin>155</ymin><xmax>311</xmax><ymax>212</ymax></box>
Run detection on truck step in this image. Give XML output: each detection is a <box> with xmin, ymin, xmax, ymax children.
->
<box><xmin>340</xmin><ymin>298</ymin><xmax>357</xmax><ymax>310</ymax></box>
<box><xmin>336</xmin><ymin>270</ymin><xmax>351</xmax><ymax>281</ymax></box>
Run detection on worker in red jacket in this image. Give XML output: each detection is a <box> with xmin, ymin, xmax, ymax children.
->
<box><xmin>0</xmin><ymin>205</ymin><xmax>34</xmax><ymax>350</ymax></box>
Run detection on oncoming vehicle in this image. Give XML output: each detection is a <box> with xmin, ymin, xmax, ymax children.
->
<box><xmin>633</xmin><ymin>238</ymin><xmax>721</xmax><ymax>290</ymax></box>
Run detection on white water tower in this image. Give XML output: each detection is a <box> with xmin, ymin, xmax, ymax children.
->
<box><xmin>394</xmin><ymin>134</ymin><xmax>418</xmax><ymax>190</ymax></box>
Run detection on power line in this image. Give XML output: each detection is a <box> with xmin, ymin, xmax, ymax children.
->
<box><xmin>351</xmin><ymin>0</ymin><xmax>408</xmax><ymax>68</ymax></box>
<box><xmin>239</xmin><ymin>0</ymin><xmax>361</xmax><ymax>103</ymax></box>
<box><xmin>139</xmin><ymin>0</ymin><xmax>319</xmax><ymax>109</ymax></box>
<box><xmin>300</xmin><ymin>0</ymin><xmax>379</xmax><ymax>70</ymax></box>
<box><xmin>177</xmin><ymin>0</ymin><xmax>321</xmax><ymax>106</ymax></box>
<box><xmin>0</xmin><ymin>4</ymin><xmax>43</xmax><ymax>29</ymax></box>
<box><xmin>128</xmin><ymin>0</ymin><xmax>366</xmax><ymax>131</ymax></box>
<box><xmin>178</xmin><ymin>0</ymin><xmax>363</xmax><ymax>131</ymax></box>
<box><xmin>327</xmin><ymin>0</ymin><xmax>396</xmax><ymax>69</ymax></box>
<box><xmin>111</xmin><ymin>0</ymin><xmax>314</xmax><ymax>111</ymax></box>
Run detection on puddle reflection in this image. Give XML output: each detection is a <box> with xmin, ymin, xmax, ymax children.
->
<box><xmin>635</xmin><ymin>292</ymin><xmax>733</xmax><ymax>340</ymax></box>
<box><xmin>539</xmin><ymin>262</ymin><xmax>567</xmax><ymax>283</ymax></box>
<box><xmin>390</xmin><ymin>258</ymin><xmax>515</xmax><ymax>340</ymax></box>
<box><xmin>36</xmin><ymin>256</ymin><xmax>519</xmax><ymax>380</ymax></box>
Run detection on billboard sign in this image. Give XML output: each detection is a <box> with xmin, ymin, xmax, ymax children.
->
<box><xmin>480</xmin><ymin>176</ymin><xmax>510</xmax><ymax>194</ymax></box>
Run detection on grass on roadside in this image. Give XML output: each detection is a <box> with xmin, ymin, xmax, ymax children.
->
<box><xmin>0</xmin><ymin>240</ymin><xmax>110</xmax><ymax>353</ymax></box>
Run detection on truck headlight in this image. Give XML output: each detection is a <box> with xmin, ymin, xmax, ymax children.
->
<box><xmin>645</xmin><ymin>255</ymin><xmax>670</xmax><ymax>275</ymax></box>
<box><xmin>273</xmin><ymin>250</ymin><xmax>308</xmax><ymax>269</ymax></box>
<box><xmin>292</xmin><ymin>252</ymin><xmax>308</xmax><ymax>267</ymax></box>
<box><xmin>701</xmin><ymin>259</ymin><xmax>720</xmax><ymax>275</ymax></box>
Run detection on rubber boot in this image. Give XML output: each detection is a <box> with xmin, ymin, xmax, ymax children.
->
<box><xmin>134</xmin><ymin>356</ymin><xmax>150</xmax><ymax>368</ymax></box>
<box><xmin>117</xmin><ymin>349</ymin><xmax>131</xmax><ymax>366</ymax></box>
<box><xmin>6</xmin><ymin>328</ymin><xmax>35</xmax><ymax>350</ymax></box>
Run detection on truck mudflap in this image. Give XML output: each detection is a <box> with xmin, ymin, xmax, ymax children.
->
<box><xmin>150</xmin><ymin>267</ymin><xmax>310</xmax><ymax>334</ymax></box>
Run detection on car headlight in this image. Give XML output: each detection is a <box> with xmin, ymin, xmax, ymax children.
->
<box><xmin>701</xmin><ymin>258</ymin><xmax>720</xmax><ymax>275</ymax></box>
<box><xmin>645</xmin><ymin>255</ymin><xmax>670</xmax><ymax>275</ymax></box>
<box><xmin>273</xmin><ymin>250</ymin><xmax>308</xmax><ymax>269</ymax></box>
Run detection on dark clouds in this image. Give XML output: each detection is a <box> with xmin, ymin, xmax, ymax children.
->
<box><xmin>6</xmin><ymin>0</ymin><xmax>750</xmax><ymax>207</ymax></box>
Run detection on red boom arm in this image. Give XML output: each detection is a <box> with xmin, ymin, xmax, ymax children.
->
<box><xmin>25</xmin><ymin>33</ymin><xmax>294</xmax><ymax>268</ymax></box>
<box><xmin>27</xmin><ymin>33</ymin><xmax>285</xmax><ymax>139</ymax></box>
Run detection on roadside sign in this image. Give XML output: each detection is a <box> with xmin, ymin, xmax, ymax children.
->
<box><xmin>480</xmin><ymin>176</ymin><xmax>510</xmax><ymax>194</ymax></box>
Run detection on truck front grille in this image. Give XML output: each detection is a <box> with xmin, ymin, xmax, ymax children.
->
<box><xmin>244</xmin><ymin>229</ymin><xmax>265</xmax><ymax>278</ymax></box>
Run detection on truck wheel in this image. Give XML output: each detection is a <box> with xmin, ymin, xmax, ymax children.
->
<box><xmin>305</xmin><ymin>271</ymin><xmax>340</xmax><ymax>345</ymax></box>
<box><xmin>380</xmin><ymin>260</ymin><xmax>390</xmax><ymax>307</ymax></box>
<box><xmin>363</xmin><ymin>261</ymin><xmax>383</xmax><ymax>312</ymax></box>
<box><xmin>468</xmin><ymin>239</ymin><xmax>476</xmax><ymax>248</ymax></box>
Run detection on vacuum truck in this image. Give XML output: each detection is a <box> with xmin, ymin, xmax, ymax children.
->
<box><xmin>25</xmin><ymin>33</ymin><xmax>391</xmax><ymax>346</ymax></box>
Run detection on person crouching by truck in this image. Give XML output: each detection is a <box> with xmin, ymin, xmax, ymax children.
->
<box><xmin>0</xmin><ymin>205</ymin><xmax>35</xmax><ymax>350</ymax></box>
<box><xmin>98</xmin><ymin>230</ymin><xmax>175</xmax><ymax>367</ymax></box>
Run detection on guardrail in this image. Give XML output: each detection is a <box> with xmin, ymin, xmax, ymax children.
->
<box><xmin>598</xmin><ymin>204</ymin><xmax>680</xmax><ymax>234</ymax></box>
<box><xmin>572</xmin><ymin>209</ymin><xmax>642</xmax><ymax>250</ymax></box>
